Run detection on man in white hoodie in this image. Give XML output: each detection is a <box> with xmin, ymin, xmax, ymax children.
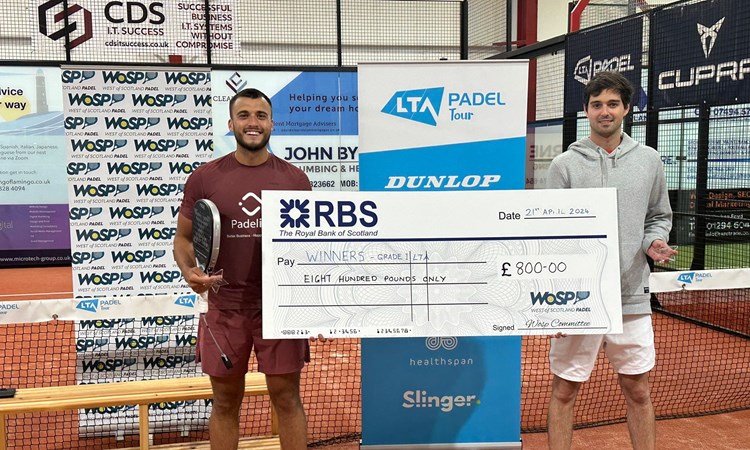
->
<box><xmin>545</xmin><ymin>71</ymin><xmax>677</xmax><ymax>450</ymax></box>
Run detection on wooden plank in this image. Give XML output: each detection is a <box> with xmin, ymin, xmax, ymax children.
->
<box><xmin>118</xmin><ymin>436</ymin><xmax>281</xmax><ymax>450</ymax></box>
<box><xmin>0</xmin><ymin>373</ymin><xmax>268</xmax><ymax>414</ymax></box>
<box><xmin>0</xmin><ymin>373</ymin><xmax>278</xmax><ymax>450</ymax></box>
<box><xmin>0</xmin><ymin>414</ymin><xmax>6</xmax><ymax>450</ymax></box>
<box><xmin>5</xmin><ymin>373</ymin><xmax>266</xmax><ymax>401</ymax></box>
<box><xmin>139</xmin><ymin>403</ymin><xmax>150</xmax><ymax>450</ymax></box>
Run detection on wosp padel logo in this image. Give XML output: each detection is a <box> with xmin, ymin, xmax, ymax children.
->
<box><xmin>280</xmin><ymin>199</ymin><xmax>310</xmax><ymax>228</ymax></box>
<box><xmin>382</xmin><ymin>87</ymin><xmax>444</xmax><ymax>126</ymax></box>
<box><xmin>38</xmin><ymin>0</ymin><xmax>93</xmax><ymax>50</ymax></box>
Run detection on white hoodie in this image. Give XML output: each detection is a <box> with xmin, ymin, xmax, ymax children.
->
<box><xmin>546</xmin><ymin>133</ymin><xmax>672</xmax><ymax>314</ymax></box>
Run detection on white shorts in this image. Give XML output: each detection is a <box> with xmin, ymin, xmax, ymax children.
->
<box><xmin>549</xmin><ymin>314</ymin><xmax>655</xmax><ymax>382</ymax></box>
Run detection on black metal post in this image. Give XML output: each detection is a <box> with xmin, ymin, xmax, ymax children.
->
<box><xmin>460</xmin><ymin>0</ymin><xmax>468</xmax><ymax>59</ymax></box>
<box><xmin>336</xmin><ymin>0</ymin><xmax>343</xmax><ymax>67</ymax></box>
<box><xmin>692</xmin><ymin>103</ymin><xmax>710</xmax><ymax>270</ymax></box>
<box><xmin>203</xmin><ymin>0</ymin><xmax>212</xmax><ymax>64</ymax></box>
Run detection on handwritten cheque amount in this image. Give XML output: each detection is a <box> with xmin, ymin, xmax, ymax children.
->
<box><xmin>261</xmin><ymin>188</ymin><xmax>622</xmax><ymax>338</ymax></box>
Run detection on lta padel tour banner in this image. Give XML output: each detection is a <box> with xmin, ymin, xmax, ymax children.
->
<box><xmin>358</xmin><ymin>60</ymin><xmax>529</xmax><ymax>449</ymax></box>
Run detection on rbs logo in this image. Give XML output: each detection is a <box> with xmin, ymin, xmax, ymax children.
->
<box><xmin>279</xmin><ymin>199</ymin><xmax>378</xmax><ymax>229</ymax></box>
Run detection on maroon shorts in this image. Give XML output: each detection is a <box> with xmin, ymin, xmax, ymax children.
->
<box><xmin>196</xmin><ymin>308</ymin><xmax>309</xmax><ymax>377</ymax></box>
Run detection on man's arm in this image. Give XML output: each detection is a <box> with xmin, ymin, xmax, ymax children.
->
<box><xmin>643</xmin><ymin>157</ymin><xmax>676</xmax><ymax>263</ymax></box>
<box><xmin>173</xmin><ymin>213</ymin><xmax>219</xmax><ymax>294</ymax></box>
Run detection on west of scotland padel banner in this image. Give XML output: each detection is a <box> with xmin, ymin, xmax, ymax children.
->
<box><xmin>357</xmin><ymin>60</ymin><xmax>528</xmax><ymax>449</ymax></box>
<box><xmin>63</xmin><ymin>68</ymin><xmax>211</xmax><ymax>435</ymax></box>
<box><xmin>651</xmin><ymin>0</ymin><xmax>750</xmax><ymax>108</ymax></box>
<box><xmin>564</xmin><ymin>17</ymin><xmax>643</xmax><ymax>114</ymax></box>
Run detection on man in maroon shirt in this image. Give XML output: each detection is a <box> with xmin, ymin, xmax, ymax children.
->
<box><xmin>173</xmin><ymin>88</ymin><xmax>311</xmax><ymax>450</ymax></box>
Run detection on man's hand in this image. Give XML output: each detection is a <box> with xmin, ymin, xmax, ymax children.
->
<box><xmin>647</xmin><ymin>239</ymin><xmax>678</xmax><ymax>264</ymax></box>
<box><xmin>183</xmin><ymin>266</ymin><xmax>223</xmax><ymax>294</ymax></box>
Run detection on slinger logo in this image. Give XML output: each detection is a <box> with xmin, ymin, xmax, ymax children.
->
<box><xmin>382</xmin><ymin>87</ymin><xmax>444</xmax><ymax>126</ymax></box>
<box><xmin>697</xmin><ymin>18</ymin><xmax>724</xmax><ymax>59</ymax></box>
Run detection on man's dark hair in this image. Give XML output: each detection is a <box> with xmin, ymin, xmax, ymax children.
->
<box><xmin>583</xmin><ymin>71</ymin><xmax>633</xmax><ymax>110</ymax></box>
<box><xmin>229</xmin><ymin>88</ymin><xmax>273</xmax><ymax>117</ymax></box>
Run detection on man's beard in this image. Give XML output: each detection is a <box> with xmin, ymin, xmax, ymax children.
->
<box><xmin>235</xmin><ymin>130</ymin><xmax>270</xmax><ymax>153</ymax></box>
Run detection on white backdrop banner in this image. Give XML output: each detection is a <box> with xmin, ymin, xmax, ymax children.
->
<box><xmin>62</xmin><ymin>67</ymin><xmax>211</xmax><ymax>436</ymax></box>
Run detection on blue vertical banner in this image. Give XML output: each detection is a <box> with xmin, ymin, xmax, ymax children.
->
<box><xmin>358</xmin><ymin>61</ymin><xmax>528</xmax><ymax>449</ymax></box>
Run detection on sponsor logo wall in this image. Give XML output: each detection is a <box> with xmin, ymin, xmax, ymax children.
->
<box><xmin>53</xmin><ymin>69</ymin><xmax>360</xmax><ymax>435</ymax></box>
<box><xmin>63</xmin><ymin>68</ymin><xmax>212</xmax><ymax>435</ymax></box>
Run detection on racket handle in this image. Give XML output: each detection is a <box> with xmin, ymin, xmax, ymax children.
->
<box><xmin>197</xmin><ymin>292</ymin><xmax>209</xmax><ymax>313</ymax></box>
